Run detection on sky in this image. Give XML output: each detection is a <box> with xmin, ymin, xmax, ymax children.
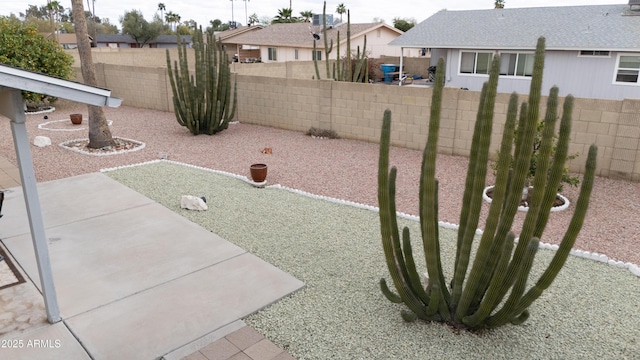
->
<box><xmin>1</xmin><ymin>1</ymin><xmax>629</xmax><ymax>30</ymax></box>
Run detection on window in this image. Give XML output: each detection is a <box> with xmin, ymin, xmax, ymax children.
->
<box><xmin>499</xmin><ymin>53</ymin><xmax>534</xmax><ymax>77</ymax></box>
<box><xmin>460</xmin><ymin>51</ymin><xmax>492</xmax><ymax>75</ymax></box>
<box><xmin>579</xmin><ymin>50</ymin><xmax>610</xmax><ymax>57</ymax></box>
<box><xmin>295</xmin><ymin>49</ymin><xmax>299</xmax><ymax>60</ymax></box>
<box><xmin>312</xmin><ymin>50</ymin><xmax>322</xmax><ymax>61</ymax></box>
<box><xmin>268</xmin><ymin>47</ymin><xmax>277</xmax><ymax>61</ymax></box>
<box><xmin>615</xmin><ymin>55</ymin><xmax>640</xmax><ymax>84</ymax></box>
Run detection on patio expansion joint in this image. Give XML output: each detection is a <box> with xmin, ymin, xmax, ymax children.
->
<box><xmin>0</xmin><ymin>202</ymin><xmax>157</xmax><ymax>240</ymax></box>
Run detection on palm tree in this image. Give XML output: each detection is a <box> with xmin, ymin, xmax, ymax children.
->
<box><xmin>46</xmin><ymin>1</ymin><xmax>63</xmax><ymax>42</ymax></box>
<box><xmin>165</xmin><ymin>11</ymin><xmax>181</xmax><ymax>31</ymax></box>
<box><xmin>272</xmin><ymin>8</ymin><xmax>297</xmax><ymax>23</ymax></box>
<box><xmin>495</xmin><ymin>0</ymin><xmax>505</xmax><ymax>9</ymax></box>
<box><xmin>70</xmin><ymin>0</ymin><xmax>116</xmax><ymax>148</ymax></box>
<box><xmin>158</xmin><ymin>3</ymin><xmax>166</xmax><ymax>23</ymax></box>
<box><xmin>300</xmin><ymin>10</ymin><xmax>313</xmax><ymax>23</ymax></box>
<box><xmin>336</xmin><ymin>3</ymin><xmax>346</xmax><ymax>23</ymax></box>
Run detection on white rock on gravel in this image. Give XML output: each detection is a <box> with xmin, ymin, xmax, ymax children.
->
<box><xmin>33</xmin><ymin>136</ymin><xmax>51</xmax><ymax>147</ymax></box>
<box><xmin>180</xmin><ymin>195</ymin><xmax>208</xmax><ymax>211</ymax></box>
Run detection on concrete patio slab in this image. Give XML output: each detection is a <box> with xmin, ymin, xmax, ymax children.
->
<box><xmin>3</xmin><ymin>202</ymin><xmax>247</xmax><ymax>318</ymax></box>
<box><xmin>0</xmin><ymin>173</ymin><xmax>304</xmax><ymax>359</ymax></box>
<box><xmin>0</xmin><ymin>172</ymin><xmax>154</xmax><ymax>239</ymax></box>
<box><xmin>66</xmin><ymin>253</ymin><xmax>302</xmax><ymax>359</ymax></box>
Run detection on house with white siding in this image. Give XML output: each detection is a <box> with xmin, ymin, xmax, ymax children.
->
<box><xmin>390</xmin><ymin>2</ymin><xmax>640</xmax><ymax>100</ymax></box>
<box><xmin>227</xmin><ymin>22</ymin><xmax>413</xmax><ymax>63</ymax></box>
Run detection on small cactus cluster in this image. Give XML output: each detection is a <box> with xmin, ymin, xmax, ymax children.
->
<box><xmin>313</xmin><ymin>1</ymin><xmax>368</xmax><ymax>83</ymax></box>
<box><xmin>166</xmin><ymin>27</ymin><xmax>237</xmax><ymax>135</ymax></box>
<box><xmin>378</xmin><ymin>37</ymin><xmax>597</xmax><ymax>329</ymax></box>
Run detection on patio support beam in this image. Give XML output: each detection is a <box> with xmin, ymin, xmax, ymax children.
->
<box><xmin>0</xmin><ymin>88</ymin><xmax>61</xmax><ymax>323</ymax></box>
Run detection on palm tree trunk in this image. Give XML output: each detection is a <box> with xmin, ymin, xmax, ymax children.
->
<box><xmin>71</xmin><ymin>0</ymin><xmax>116</xmax><ymax>148</ymax></box>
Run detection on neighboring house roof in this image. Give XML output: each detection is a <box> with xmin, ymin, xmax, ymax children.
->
<box><xmin>94</xmin><ymin>34</ymin><xmax>191</xmax><ymax>44</ymax></box>
<box><xmin>42</xmin><ymin>32</ymin><xmax>92</xmax><ymax>44</ymax></box>
<box><xmin>215</xmin><ymin>25</ymin><xmax>264</xmax><ymax>41</ymax></box>
<box><xmin>230</xmin><ymin>22</ymin><xmax>403</xmax><ymax>49</ymax></box>
<box><xmin>391</xmin><ymin>4</ymin><xmax>640</xmax><ymax>51</ymax></box>
<box><xmin>155</xmin><ymin>35</ymin><xmax>192</xmax><ymax>44</ymax></box>
<box><xmin>96</xmin><ymin>34</ymin><xmax>135</xmax><ymax>43</ymax></box>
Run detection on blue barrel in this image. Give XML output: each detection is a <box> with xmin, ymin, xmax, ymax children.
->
<box><xmin>381</xmin><ymin>64</ymin><xmax>399</xmax><ymax>82</ymax></box>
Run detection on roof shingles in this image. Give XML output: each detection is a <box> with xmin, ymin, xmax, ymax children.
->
<box><xmin>391</xmin><ymin>4</ymin><xmax>640</xmax><ymax>50</ymax></box>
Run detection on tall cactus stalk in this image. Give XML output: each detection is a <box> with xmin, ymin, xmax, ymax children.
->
<box><xmin>378</xmin><ymin>37</ymin><xmax>598</xmax><ymax>329</ymax></box>
<box><xmin>166</xmin><ymin>26</ymin><xmax>237</xmax><ymax>135</ymax></box>
<box><xmin>314</xmin><ymin>1</ymin><xmax>368</xmax><ymax>83</ymax></box>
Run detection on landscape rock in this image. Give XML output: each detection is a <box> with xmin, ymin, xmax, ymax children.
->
<box><xmin>33</xmin><ymin>136</ymin><xmax>51</xmax><ymax>147</ymax></box>
<box><xmin>181</xmin><ymin>195</ymin><xmax>208</xmax><ymax>211</ymax></box>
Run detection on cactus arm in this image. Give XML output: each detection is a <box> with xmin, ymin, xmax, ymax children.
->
<box><xmin>451</xmin><ymin>55</ymin><xmax>501</xmax><ymax>316</ymax></box>
<box><xmin>378</xmin><ymin>110</ymin><xmax>428</xmax><ymax>319</ymax></box>
<box><xmin>512</xmin><ymin>144</ymin><xmax>597</xmax><ymax>315</ymax></box>
<box><xmin>489</xmin><ymin>38</ymin><xmax>547</xmax><ymax>303</ymax></box>
<box><xmin>313</xmin><ymin>40</ymin><xmax>321</xmax><ymax>80</ymax></box>
<box><xmin>419</xmin><ymin>58</ymin><xmax>450</xmax><ymax>320</ymax></box>
<box><xmin>453</xmin><ymin>83</ymin><xmax>487</xmax><ymax>281</ymax></box>
<box><xmin>485</xmin><ymin>237</ymin><xmax>539</xmax><ymax>328</ymax></box>
<box><xmin>462</xmin><ymin>231</ymin><xmax>515</xmax><ymax>328</ymax></box>
<box><xmin>470</xmin><ymin>93</ymin><xmax>519</xmax><ymax>306</ymax></box>
<box><xmin>380</xmin><ymin>278</ymin><xmax>402</xmax><ymax>303</ymax></box>
<box><xmin>335</xmin><ymin>32</ymin><xmax>341</xmax><ymax>80</ymax></box>
<box><xmin>346</xmin><ymin>11</ymin><xmax>352</xmax><ymax>81</ymax></box>
<box><xmin>402</xmin><ymin>226</ymin><xmax>430</xmax><ymax>303</ymax></box>
<box><xmin>534</xmin><ymin>95</ymin><xmax>574</xmax><ymax>237</ymax></box>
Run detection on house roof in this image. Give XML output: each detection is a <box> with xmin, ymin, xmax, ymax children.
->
<box><xmin>391</xmin><ymin>4</ymin><xmax>640</xmax><ymax>51</ymax></box>
<box><xmin>215</xmin><ymin>25</ymin><xmax>264</xmax><ymax>41</ymax></box>
<box><xmin>94</xmin><ymin>34</ymin><xmax>191</xmax><ymax>44</ymax></box>
<box><xmin>230</xmin><ymin>22</ymin><xmax>403</xmax><ymax>49</ymax></box>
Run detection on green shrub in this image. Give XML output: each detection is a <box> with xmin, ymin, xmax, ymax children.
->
<box><xmin>0</xmin><ymin>16</ymin><xmax>74</xmax><ymax>107</ymax></box>
<box><xmin>492</xmin><ymin>118</ymin><xmax>580</xmax><ymax>192</ymax></box>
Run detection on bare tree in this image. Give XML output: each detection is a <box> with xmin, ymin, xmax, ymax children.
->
<box><xmin>71</xmin><ymin>0</ymin><xmax>116</xmax><ymax>148</ymax></box>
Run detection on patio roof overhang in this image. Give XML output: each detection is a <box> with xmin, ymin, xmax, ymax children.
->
<box><xmin>0</xmin><ymin>63</ymin><xmax>122</xmax><ymax>323</ymax></box>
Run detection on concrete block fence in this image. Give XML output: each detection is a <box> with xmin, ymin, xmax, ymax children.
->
<box><xmin>72</xmin><ymin>62</ymin><xmax>640</xmax><ymax>181</ymax></box>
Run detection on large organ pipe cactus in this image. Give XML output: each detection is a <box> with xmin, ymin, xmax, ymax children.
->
<box><xmin>378</xmin><ymin>37</ymin><xmax>597</xmax><ymax>329</ymax></box>
<box><xmin>166</xmin><ymin>27</ymin><xmax>237</xmax><ymax>135</ymax></box>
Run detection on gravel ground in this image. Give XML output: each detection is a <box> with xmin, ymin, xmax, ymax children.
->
<box><xmin>2</xmin><ymin>100</ymin><xmax>639</xmax><ymax>358</ymax></box>
<box><xmin>1</xmin><ymin>100</ymin><xmax>639</xmax><ymax>265</ymax></box>
<box><xmin>104</xmin><ymin>161</ymin><xmax>639</xmax><ymax>360</ymax></box>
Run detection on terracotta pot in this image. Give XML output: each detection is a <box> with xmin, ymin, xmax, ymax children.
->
<box><xmin>250</xmin><ymin>163</ymin><xmax>268</xmax><ymax>182</ymax></box>
<box><xmin>70</xmin><ymin>113</ymin><xmax>83</xmax><ymax>125</ymax></box>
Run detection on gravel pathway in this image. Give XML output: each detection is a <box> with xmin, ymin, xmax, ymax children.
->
<box><xmin>1</xmin><ymin>100</ymin><xmax>638</xmax><ymax>265</ymax></box>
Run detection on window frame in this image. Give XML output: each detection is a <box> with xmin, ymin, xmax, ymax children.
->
<box><xmin>268</xmin><ymin>47</ymin><xmax>277</xmax><ymax>61</ymax></box>
<box><xmin>498</xmin><ymin>51</ymin><xmax>535</xmax><ymax>78</ymax></box>
<box><xmin>613</xmin><ymin>53</ymin><xmax>640</xmax><ymax>86</ymax></box>
<box><xmin>578</xmin><ymin>50</ymin><xmax>611</xmax><ymax>57</ymax></box>
<box><xmin>294</xmin><ymin>49</ymin><xmax>299</xmax><ymax>60</ymax></box>
<box><xmin>312</xmin><ymin>50</ymin><xmax>322</xmax><ymax>61</ymax></box>
<box><xmin>458</xmin><ymin>50</ymin><xmax>494</xmax><ymax>76</ymax></box>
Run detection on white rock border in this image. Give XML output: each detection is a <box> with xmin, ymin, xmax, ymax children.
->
<box><xmin>59</xmin><ymin>137</ymin><xmax>145</xmax><ymax>156</ymax></box>
<box><xmin>38</xmin><ymin>119</ymin><xmax>113</xmax><ymax>132</ymax></box>
<box><xmin>25</xmin><ymin>106</ymin><xmax>55</xmax><ymax>115</ymax></box>
<box><xmin>482</xmin><ymin>185</ymin><xmax>570</xmax><ymax>212</ymax></box>
<box><xmin>100</xmin><ymin>160</ymin><xmax>639</xmax><ymax>278</ymax></box>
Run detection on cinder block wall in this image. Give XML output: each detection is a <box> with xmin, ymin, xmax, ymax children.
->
<box><xmin>79</xmin><ymin>63</ymin><xmax>640</xmax><ymax>181</ymax></box>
